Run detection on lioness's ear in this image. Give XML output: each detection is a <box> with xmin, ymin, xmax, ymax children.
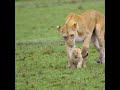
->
<box><xmin>57</xmin><ymin>26</ymin><xmax>61</xmax><ymax>30</ymax></box>
<box><xmin>73</xmin><ymin>22</ymin><xmax>77</xmax><ymax>29</ymax></box>
<box><xmin>57</xmin><ymin>26</ymin><xmax>62</xmax><ymax>33</ymax></box>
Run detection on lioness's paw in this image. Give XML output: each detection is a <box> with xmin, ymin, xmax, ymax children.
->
<box><xmin>97</xmin><ymin>59</ymin><xmax>105</xmax><ymax>64</ymax></box>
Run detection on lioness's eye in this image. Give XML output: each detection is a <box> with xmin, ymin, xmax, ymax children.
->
<box><xmin>70</xmin><ymin>34</ymin><xmax>74</xmax><ymax>38</ymax></box>
<box><xmin>64</xmin><ymin>36</ymin><xmax>67</xmax><ymax>40</ymax></box>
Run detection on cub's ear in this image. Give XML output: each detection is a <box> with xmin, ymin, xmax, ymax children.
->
<box><xmin>57</xmin><ymin>26</ymin><xmax>62</xmax><ymax>33</ymax></box>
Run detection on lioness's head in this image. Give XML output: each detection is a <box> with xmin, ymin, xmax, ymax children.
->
<box><xmin>57</xmin><ymin>21</ymin><xmax>78</xmax><ymax>48</ymax></box>
<box><xmin>57</xmin><ymin>13</ymin><xmax>86</xmax><ymax>48</ymax></box>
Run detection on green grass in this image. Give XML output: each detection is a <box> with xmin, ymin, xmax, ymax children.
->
<box><xmin>15</xmin><ymin>0</ymin><xmax>105</xmax><ymax>90</ymax></box>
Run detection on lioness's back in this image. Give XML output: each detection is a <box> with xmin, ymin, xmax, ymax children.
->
<box><xmin>79</xmin><ymin>9</ymin><xmax>104</xmax><ymax>21</ymax></box>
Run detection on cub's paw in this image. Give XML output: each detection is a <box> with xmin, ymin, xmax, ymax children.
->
<box><xmin>77</xmin><ymin>65</ymin><xmax>82</xmax><ymax>69</ymax></box>
<box><xmin>66</xmin><ymin>65</ymin><xmax>71</xmax><ymax>68</ymax></box>
<box><xmin>83</xmin><ymin>64</ymin><xmax>87</xmax><ymax>68</ymax></box>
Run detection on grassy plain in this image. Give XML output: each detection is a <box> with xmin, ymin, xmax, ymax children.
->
<box><xmin>15</xmin><ymin>0</ymin><xmax>105</xmax><ymax>90</ymax></box>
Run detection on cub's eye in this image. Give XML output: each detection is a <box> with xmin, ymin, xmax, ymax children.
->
<box><xmin>70</xmin><ymin>34</ymin><xmax>74</xmax><ymax>38</ymax></box>
<box><xmin>64</xmin><ymin>36</ymin><xmax>67</xmax><ymax>40</ymax></box>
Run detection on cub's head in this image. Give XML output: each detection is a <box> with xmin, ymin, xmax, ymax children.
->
<box><xmin>71</xmin><ymin>48</ymin><xmax>82</xmax><ymax>59</ymax></box>
<box><xmin>57</xmin><ymin>21</ymin><xmax>79</xmax><ymax>48</ymax></box>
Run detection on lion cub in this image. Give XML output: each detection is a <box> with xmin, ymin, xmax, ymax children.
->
<box><xmin>69</xmin><ymin>48</ymin><xmax>83</xmax><ymax>68</ymax></box>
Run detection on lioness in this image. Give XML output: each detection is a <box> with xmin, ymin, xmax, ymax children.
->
<box><xmin>57</xmin><ymin>9</ymin><xmax>105</xmax><ymax>67</ymax></box>
<box><xmin>69</xmin><ymin>48</ymin><xmax>83</xmax><ymax>68</ymax></box>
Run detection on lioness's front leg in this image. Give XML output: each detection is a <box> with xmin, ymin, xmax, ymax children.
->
<box><xmin>66</xmin><ymin>45</ymin><xmax>73</xmax><ymax>68</ymax></box>
<box><xmin>81</xmin><ymin>34</ymin><xmax>92</xmax><ymax>66</ymax></box>
<box><xmin>82</xmin><ymin>55</ymin><xmax>88</xmax><ymax>68</ymax></box>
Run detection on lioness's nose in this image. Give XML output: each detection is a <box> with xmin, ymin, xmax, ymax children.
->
<box><xmin>69</xmin><ymin>45</ymin><xmax>73</xmax><ymax>48</ymax></box>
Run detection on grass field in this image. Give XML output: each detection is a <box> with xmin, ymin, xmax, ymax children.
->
<box><xmin>15</xmin><ymin>0</ymin><xmax>105</xmax><ymax>90</ymax></box>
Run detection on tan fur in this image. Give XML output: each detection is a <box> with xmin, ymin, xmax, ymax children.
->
<box><xmin>69</xmin><ymin>48</ymin><xmax>83</xmax><ymax>68</ymax></box>
<box><xmin>57</xmin><ymin>9</ymin><xmax>105</xmax><ymax>66</ymax></box>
